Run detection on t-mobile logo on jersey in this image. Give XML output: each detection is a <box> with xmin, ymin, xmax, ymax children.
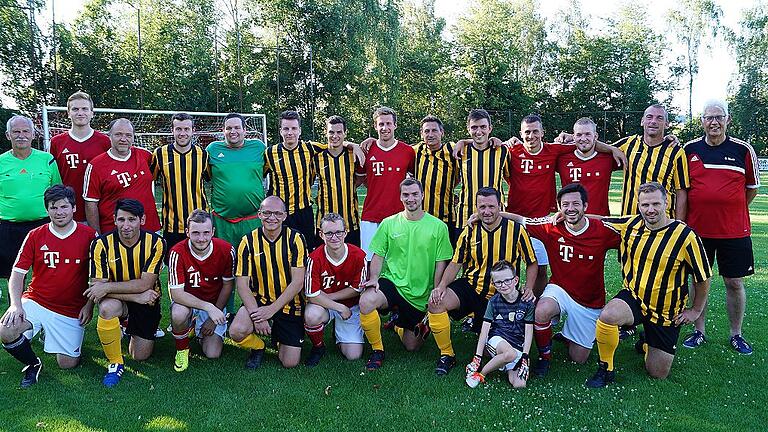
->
<box><xmin>43</xmin><ymin>251</ymin><xmax>60</xmax><ymax>268</ymax></box>
<box><xmin>115</xmin><ymin>172</ymin><xmax>132</xmax><ymax>187</ymax></box>
<box><xmin>64</xmin><ymin>153</ymin><xmax>80</xmax><ymax>169</ymax></box>
<box><xmin>521</xmin><ymin>159</ymin><xmax>534</xmax><ymax>173</ymax></box>
<box><xmin>371</xmin><ymin>161</ymin><xmax>385</xmax><ymax>176</ymax></box>
<box><xmin>188</xmin><ymin>270</ymin><xmax>201</xmax><ymax>288</ymax></box>
<box><xmin>322</xmin><ymin>275</ymin><xmax>336</xmax><ymax>290</ymax></box>
<box><xmin>559</xmin><ymin>244</ymin><xmax>574</xmax><ymax>262</ymax></box>
<box><xmin>569</xmin><ymin>167</ymin><xmax>582</xmax><ymax>181</ymax></box>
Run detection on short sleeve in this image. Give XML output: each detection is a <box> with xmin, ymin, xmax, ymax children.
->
<box><xmin>150</xmin><ymin>148</ymin><xmax>161</xmax><ymax>179</ymax></box>
<box><xmin>602</xmin><ymin>216</ymin><xmax>633</xmax><ymax>235</ymax></box>
<box><xmin>369</xmin><ymin>219</ymin><xmax>390</xmax><ymax>257</ymax></box>
<box><xmin>304</xmin><ymin>256</ymin><xmax>321</xmax><ymax>298</ymax></box>
<box><xmin>435</xmin><ymin>221</ymin><xmax>454</xmax><ymax>261</ymax></box>
<box><xmin>48</xmin><ymin>155</ymin><xmax>62</xmax><ymax>185</ymax></box>
<box><xmin>89</xmin><ymin>238</ymin><xmax>109</xmax><ymax>279</ymax></box>
<box><xmin>483</xmin><ymin>298</ymin><xmax>495</xmax><ymax>322</ymax></box>
<box><xmin>684</xmin><ymin>231</ymin><xmax>712</xmax><ymax>283</ymax></box>
<box><xmin>83</xmin><ymin>163</ymin><xmax>101</xmax><ymax>201</ymax></box>
<box><xmin>452</xmin><ymin>226</ymin><xmax>471</xmax><ymax>264</ymax></box>
<box><xmin>523</xmin><ymin>302</ymin><xmax>535</xmax><ymax>323</ymax></box>
<box><xmin>167</xmin><ymin>249</ymin><xmax>185</xmax><ymax>289</ymax></box>
<box><xmin>672</xmin><ymin>147</ymin><xmax>690</xmax><ymax>190</ymax></box>
<box><xmin>222</xmin><ymin>246</ymin><xmax>235</xmax><ymax>280</ymax></box>
<box><xmin>516</xmin><ymin>226</ymin><xmax>536</xmax><ymax>266</ymax></box>
<box><xmin>290</xmin><ymin>232</ymin><xmax>307</xmax><ymax>268</ymax></box>
<box><xmin>235</xmin><ymin>235</ymin><xmax>252</xmax><ymax>277</ymax></box>
<box><xmin>12</xmin><ymin>231</ymin><xmax>35</xmax><ymax>274</ymax></box>
<box><xmin>142</xmin><ymin>236</ymin><xmax>166</xmax><ymax>274</ymax></box>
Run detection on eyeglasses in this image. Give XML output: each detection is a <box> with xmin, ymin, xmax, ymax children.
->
<box><xmin>322</xmin><ymin>230</ymin><xmax>346</xmax><ymax>239</ymax></box>
<box><xmin>492</xmin><ymin>278</ymin><xmax>516</xmax><ymax>287</ymax></box>
<box><xmin>702</xmin><ymin>115</ymin><xmax>726</xmax><ymax>123</ymax></box>
<box><xmin>259</xmin><ymin>210</ymin><xmax>285</xmax><ymax>219</ymax></box>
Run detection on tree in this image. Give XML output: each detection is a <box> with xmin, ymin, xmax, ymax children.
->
<box><xmin>666</xmin><ymin>0</ymin><xmax>722</xmax><ymax>121</ymax></box>
<box><xmin>0</xmin><ymin>0</ymin><xmax>47</xmax><ymax>112</ymax></box>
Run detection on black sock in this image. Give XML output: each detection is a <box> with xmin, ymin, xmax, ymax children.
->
<box><xmin>3</xmin><ymin>335</ymin><xmax>38</xmax><ymax>367</ymax></box>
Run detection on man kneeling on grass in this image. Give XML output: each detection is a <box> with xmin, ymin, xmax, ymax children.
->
<box><xmin>303</xmin><ymin>212</ymin><xmax>368</xmax><ymax>366</ymax></box>
<box><xmin>465</xmin><ymin>260</ymin><xmax>534</xmax><ymax>389</ymax></box>
<box><xmin>168</xmin><ymin>209</ymin><xmax>234</xmax><ymax>372</ymax></box>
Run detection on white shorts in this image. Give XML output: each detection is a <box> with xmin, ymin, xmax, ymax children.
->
<box><xmin>326</xmin><ymin>305</ymin><xmax>364</xmax><ymax>344</ymax></box>
<box><xmin>541</xmin><ymin>283</ymin><xmax>601</xmax><ymax>349</ymax></box>
<box><xmin>486</xmin><ymin>335</ymin><xmax>523</xmax><ymax>372</ymax></box>
<box><xmin>360</xmin><ymin>221</ymin><xmax>380</xmax><ymax>261</ymax></box>
<box><xmin>192</xmin><ymin>308</ymin><xmax>228</xmax><ymax>339</ymax></box>
<box><xmin>21</xmin><ymin>298</ymin><xmax>84</xmax><ymax>358</ymax></box>
<box><xmin>530</xmin><ymin>237</ymin><xmax>549</xmax><ymax>266</ymax></box>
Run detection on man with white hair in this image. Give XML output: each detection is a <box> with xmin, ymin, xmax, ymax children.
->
<box><xmin>0</xmin><ymin>115</ymin><xmax>62</xmax><ymax>284</ymax></box>
<box><xmin>681</xmin><ymin>99</ymin><xmax>760</xmax><ymax>355</ymax></box>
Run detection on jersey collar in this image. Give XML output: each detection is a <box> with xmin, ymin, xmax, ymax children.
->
<box><xmin>68</xmin><ymin>129</ymin><xmax>94</xmax><ymax>143</ymax></box>
<box><xmin>188</xmin><ymin>239</ymin><xmax>214</xmax><ymax>261</ymax></box>
<box><xmin>48</xmin><ymin>221</ymin><xmax>77</xmax><ymax>240</ymax></box>
<box><xmin>565</xmin><ymin>217</ymin><xmax>589</xmax><ymax>236</ymax></box>
<box><xmin>107</xmin><ymin>148</ymin><xmax>132</xmax><ymax>161</ymax></box>
<box><xmin>574</xmin><ymin>150</ymin><xmax>597</xmax><ymax>161</ymax></box>
<box><xmin>324</xmin><ymin>244</ymin><xmax>348</xmax><ymax>266</ymax></box>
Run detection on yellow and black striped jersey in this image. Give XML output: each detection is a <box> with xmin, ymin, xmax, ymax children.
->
<box><xmin>89</xmin><ymin>230</ymin><xmax>166</xmax><ymax>293</ymax></box>
<box><xmin>264</xmin><ymin>141</ymin><xmax>326</xmax><ymax>214</ymax></box>
<box><xmin>313</xmin><ymin>148</ymin><xmax>360</xmax><ymax>230</ymax></box>
<box><xmin>604</xmin><ymin>215</ymin><xmax>712</xmax><ymax>326</ymax></box>
<box><xmin>414</xmin><ymin>142</ymin><xmax>459</xmax><ymax>225</ymax></box>
<box><xmin>453</xmin><ymin>218</ymin><xmax>536</xmax><ymax>299</ymax></box>
<box><xmin>235</xmin><ymin>227</ymin><xmax>307</xmax><ymax>316</ymax></box>
<box><xmin>613</xmin><ymin>135</ymin><xmax>689</xmax><ymax>217</ymax></box>
<box><xmin>456</xmin><ymin>143</ymin><xmax>510</xmax><ymax>229</ymax></box>
<box><xmin>150</xmin><ymin>144</ymin><xmax>209</xmax><ymax>234</ymax></box>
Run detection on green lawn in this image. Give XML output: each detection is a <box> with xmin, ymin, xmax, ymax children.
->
<box><xmin>1</xmin><ymin>174</ymin><xmax>767</xmax><ymax>432</ymax></box>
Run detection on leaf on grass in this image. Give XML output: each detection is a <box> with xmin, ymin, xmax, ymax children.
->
<box><xmin>324</xmin><ymin>385</ymin><xmax>332</xmax><ymax>396</ymax></box>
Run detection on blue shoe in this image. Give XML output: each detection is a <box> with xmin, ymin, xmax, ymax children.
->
<box><xmin>682</xmin><ymin>330</ymin><xmax>706</xmax><ymax>349</ymax></box>
<box><xmin>730</xmin><ymin>334</ymin><xmax>753</xmax><ymax>355</ymax></box>
<box><xmin>102</xmin><ymin>363</ymin><xmax>124</xmax><ymax>388</ymax></box>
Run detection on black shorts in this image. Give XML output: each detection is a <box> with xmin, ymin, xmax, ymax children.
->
<box><xmin>163</xmin><ymin>232</ymin><xmax>188</xmax><ymax>263</ymax></box>
<box><xmin>271</xmin><ymin>312</ymin><xmax>305</xmax><ymax>347</ymax></box>
<box><xmin>378</xmin><ymin>277</ymin><xmax>426</xmax><ymax>331</ymax></box>
<box><xmin>447</xmin><ymin>278</ymin><xmax>488</xmax><ymax>332</ymax></box>
<box><xmin>285</xmin><ymin>206</ymin><xmax>318</xmax><ymax>249</ymax></box>
<box><xmin>614</xmin><ymin>289</ymin><xmax>680</xmax><ymax>355</ymax></box>
<box><xmin>346</xmin><ymin>229</ymin><xmax>361</xmax><ymax>248</ymax></box>
<box><xmin>702</xmin><ymin>237</ymin><xmax>754</xmax><ymax>278</ymax></box>
<box><xmin>124</xmin><ymin>300</ymin><xmax>162</xmax><ymax>340</ymax></box>
<box><xmin>0</xmin><ymin>218</ymin><xmax>48</xmax><ymax>279</ymax></box>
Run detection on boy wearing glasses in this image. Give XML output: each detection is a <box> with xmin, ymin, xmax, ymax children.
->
<box><xmin>465</xmin><ymin>260</ymin><xmax>534</xmax><ymax>388</ymax></box>
<box><xmin>303</xmin><ymin>213</ymin><xmax>368</xmax><ymax>366</ymax></box>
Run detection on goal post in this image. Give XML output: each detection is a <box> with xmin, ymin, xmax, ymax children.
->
<box><xmin>39</xmin><ymin>106</ymin><xmax>269</xmax><ymax>152</ymax></box>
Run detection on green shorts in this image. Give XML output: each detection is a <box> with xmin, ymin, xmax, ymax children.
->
<box><xmin>212</xmin><ymin>212</ymin><xmax>262</xmax><ymax>249</ymax></box>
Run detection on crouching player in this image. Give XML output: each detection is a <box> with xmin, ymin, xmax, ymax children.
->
<box><xmin>465</xmin><ymin>261</ymin><xmax>533</xmax><ymax>388</ymax></box>
<box><xmin>1</xmin><ymin>185</ymin><xmax>96</xmax><ymax>388</ymax></box>
<box><xmin>168</xmin><ymin>209</ymin><xmax>234</xmax><ymax>372</ymax></box>
<box><xmin>303</xmin><ymin>213</ymin><xmax>368</xmax><ymax>366</ymax></box>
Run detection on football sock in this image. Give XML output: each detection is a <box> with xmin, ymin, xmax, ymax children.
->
<box><xmin>360</xmin><ymin>310</ymin><xmax>384</xmax><ymax>351</ymax></box>
<box><xmin>595</xmin><ymin>319</ymin><xmax>619</xmax><ymax>371</ymax></box>
<box><xmin>534</xmin><ymin>321</ymin><xmax>553</xmax><ymax>360</ymax></box>
<box><xmin>173</xmin><ymin>327</ymin><xmax>191</xmax><ymax>351</ymax></box>
<box><xmin>234</xmin><ymin>333</ymin><xmax>265</xmax><ymax>351</ymax></box>
<box><xmin>97</xmin><ymin>317</ymin><xmax>124</xmax><ymax>365</ymax></box>
<box><xmin>304</xmin><ymin>323</ymin><xmax>325</xmax><ymax>348</ymax></box>
<box><xmin>2</xmin><ymin>335</ymin><xmax>38</xmax><ymax>366</ymax></box>
<box><xmin>428</xmin><ymin>312</ymin><xmax>454</xmax><ymax>356</ymax></box>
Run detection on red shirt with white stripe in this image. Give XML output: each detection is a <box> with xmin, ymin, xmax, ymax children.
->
<box><xmin>83</xmin><ymin>148</ymin><xmax>161</xmax><ymax>233</ymax></box>
<box><xmin>305</xmin><ymin>244</ymin><xmax>367</xmax><ymax>308</ymax></box>
<box><xmin>556</xmin><ymin>151</ymin><xmax>619</xmax><ymax>216</ymax></box>
<box><xmin>13</xmin><ymin>222</ymin><xmax>98</xmax><ymax>318</ymax></box>
<box><xmin>359</xmin><ymin>141</ymin><xmax>415</xmax><ymax>223</ymax></box>
<box><xmin>684</xmin><ymin>136</ymin><xmax>760</xmax><ymax>238</ymax></box>
<box><xmin>168</xmin><ymin>237</ymin><xmax>234</xmax><ymax>304</ymax></box>
<box><xmin>50</xmin><ymin>130</ymin><xmax>111</xmax><ymax>221</ymax></box>
<box><xmin>524</xmin><ymin>218</ymin><xmax>619</xmax><ymax>309</ymax></box>
<box><xmin>507</xmin><ymin>143</ymin><xmax>573</xmax><ymax>218</ymax></box>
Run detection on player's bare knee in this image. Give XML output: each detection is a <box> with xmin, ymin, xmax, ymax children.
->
<box><xmin>57</xmin><ymin>355</ymin><xmax>80</xmax><ymax>369</ymax></box>
<box><xmin>204</xmin><ymin>346</ymin><xmax>222</xmax><ymax>359</ymax></box>
<box><xmin>512</xmin><ymin>379</ymin><xmax>527</xmax><ymax>389</ymax></box>
<box><xmin>534</xmin><ymin>301</ymin><xmax>558</xmax><ymax>322</ymax></box>
<box><xmin>170</xmin><ymin>304</ymin><xmax>191</xmax><ymax>324</ymax></box>
<box><xmin>358</xmin><ymin>295</ymin><xmax>378</xmax><ymax>315</ymax></box>
<box><xmin>303</xmin><ymin>305</ymin><xmax>325</xmax><ymax>326</ymax></box>
<box><xmin>723</xmin><ymin>277</ymin><xmax>744</xmax><ymax>293</ymax></box>
<box><xmin>98</xmin><ymin>299</ymin><xmax>122</xmax><ymax>319</ymax></box>
<box><xmin>228</xmin><ymin>325</ymin><xmax>248</xmax><ymax>342</ymax></box>
<box><xmin>341</xmin><ymin>345</ymin><xmax>363</xmax><ymax>360</ymax></box>
<box><xmin>646</xmin><ymin>364</ymin><xmax>670</xmax><ymax>379</ymax></box>
<box><xmin>0</xmin><ymin>324</ymin><xmax>21</xmax><ymax>342</ymax></box>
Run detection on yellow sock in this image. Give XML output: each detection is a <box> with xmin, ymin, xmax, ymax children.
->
<box><xmin>394</xmin><ymin>326</ymin><xmax>404</xmax><ymax>341</ymax></box>
<box><xmin>428</xmin><ymin>312</ymin><xmax>454</xmax><ymax>356</ymax></box>
<box><xmin>642</xmin><ymin>343</ymin><xmax>649</xmax><ymax>361</ymax></box>
<box><xmin>595</xmin><ymin>319</ymin><xmax>619</xmax><ymax>371</ymax></box>
<box><xmin>234</xmin><ymin>333</ymin><xmax>265</xmax><ymax>350</ymax></box>
<box><xmin>97</xmin><ymin>317</ymin><xmax>123</xmax><ymax>365</ymax></box>
<box><xmin>360</xmin><ymin>310</ymin><xmax>384</xmax><ymax>351</ymax></box>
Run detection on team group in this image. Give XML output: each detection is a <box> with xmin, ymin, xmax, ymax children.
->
<box><xmin>0</xmin><ymin>90</ymin><xmax>759</xmax><ymax>390</ymax></box>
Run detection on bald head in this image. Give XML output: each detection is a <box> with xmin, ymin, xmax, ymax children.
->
<box><xmin>260</xmin><ymin>195</ymin><xmax>287</xmax><ymax>212</ymax></box>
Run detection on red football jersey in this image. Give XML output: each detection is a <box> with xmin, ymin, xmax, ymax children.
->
<box><xmin>83</xmin><ymin>148</ymin><xmax>161</xmax><ymax>233</ymax></box>
<box><xmin>556</xmin><ymin>151</ymin><xmax>619</xmax><ymax>216</ymax></box>
<box><xmin>525</xmin><ymin>217</ymin><xmax>619</xmax><ymax>309</ymax></box>
<box><xmin>168</xmin><ymin>237</ymin><xmax>234</xmax><ymax>304</ymax></box>
<box><xmin>13</xmin><ymin>222</ymin><xmax>97</xmax><ymax>318</ymax></box>
<box><xmin>506</xmin><ymin>143</ymin><xmax>573</xmax><ymax>218</ymax></box>
<box><xmin>305</xmin><ymin>244</ymin><xmax>367</xmax><ymax>308</ymax></box>
<box><xmin>684</xmin><ymin>136</ymin><xmax>760</xmax><ymax>238</ymax></box>
<box><xmin>359</xmin><ymin>141</ymin><xmax>415</xmax><ymax>223</ymax></box>
<box><xmin>50</xmin><ymin>131</ymin><xmax>111</xmax><ymax>221</ymax></box>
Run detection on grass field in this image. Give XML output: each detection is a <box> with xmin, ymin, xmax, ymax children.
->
<box><xmin>1</xmin><ymin>173</ymin><xmax>767</xmax><ymax>432</ymax></box>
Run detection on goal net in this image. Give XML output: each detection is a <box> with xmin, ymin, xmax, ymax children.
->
<box><xmin>38</xmin><ymin>106</ymin><xmax>268</xmax><ymax>152</ymax></box>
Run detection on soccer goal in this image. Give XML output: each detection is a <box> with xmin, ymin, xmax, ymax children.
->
<box><xmin>39</xmin><ymin>106</ymin><xmax>268</xmax><ymax>152</ymax></box>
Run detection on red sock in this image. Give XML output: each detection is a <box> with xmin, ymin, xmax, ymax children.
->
<box><xmin>173</xmin><ymin>328</ymin><xmax>190</xmax><ymax>351</ymax></box>
<box><xmin>534</xmin><ymin>321</ymin><xmax>552</xmax><ymax>360</ymax></box>
<box><xmin>305</xmin><ymin>323</ymin><xmax>325</xmax><ymax>348</ymax></box>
